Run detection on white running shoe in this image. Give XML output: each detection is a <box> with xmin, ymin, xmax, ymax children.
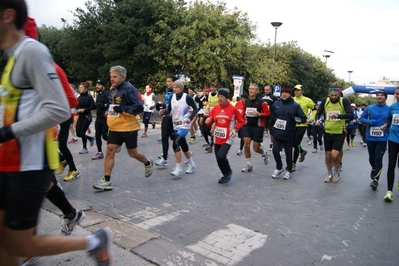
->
<box><xmin>272</xmin><ymin>169</ymin><xmax>284</xmax><ymax>179</ymax></box>
<box><xmin>156</xmin><ymin>158</ymin><xmax>168</xmax><ymax>166</ymax></box>
<box><xmin>171</xmin><ymin>168</ymin><xmax>183</xmax><ymax>177</ymax></box>
<box><xmin>186</xmin><ymin>163</ymin><xmax>197</xmax><ymax>174</ymax></box>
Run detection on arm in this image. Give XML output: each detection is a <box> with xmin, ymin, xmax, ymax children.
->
<box><xmin>55</xmin><ymin>64</ymin><xmax>78</xmax><ymax>109</ymax></box>
<box><xmin>260</xmin><ymin>102</ymin><xmax>270</xmax><ymax>118</ymax></box>
<box><xmin>2</xmin><ymin>42</ymin><xmax>70</xmax><ymax>142</ymax></box>
<box><xmin>359</xmin><ymin>106</ymin><xmax>376</xmax><ymax>125</ymax></box>
<box><xmin>186</xmin><ymin>95</ymin><xmax>198</xmax><ymax>121</ymax></box>
<box><xmin>150</xmin><ymin>94</ymin><xmax>158</xmax><ymax>110</ymax></box>
<box><xmin>338</xmin><ymin>98</ymin><xmax>354</xmax><ymax>120</ymax></box>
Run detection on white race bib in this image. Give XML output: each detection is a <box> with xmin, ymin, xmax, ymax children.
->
<box><xmin>370</xmin><ymin>127</ymin><xmax>383</xmax><ymax>137</ymax></box>
<box><xmin>214</xmin><ymin>126</ymin><xmax>227</xmax><ymax>139</ymax></box>
<box><xmin>245</xmin><ymin>107</ymin><xmax>257</xmax><ymax>117</ymax></box>
<box><xmin>274</xmin><ymin>119</ymin><xmax>287</xmax><ymax>130</ymax></box>
<box><xmin>393</xmin><ymin>114</ymin><xmax>399</xmax><ymax>125</ymax></box>
<box><xmin>327</xmin><ymin>111</ymin><xmax>340</xmax><ymax>121</ymax></box>
<box><xmin>108</xmin><ymin>104</ymin><xmax>120</xmax><ymax>117</ymax></box>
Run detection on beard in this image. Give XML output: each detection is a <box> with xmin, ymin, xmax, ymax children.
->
<box><xmin>330</xmin><ymin>97</ymin><xmax>340</xmax><ymax>103</ymax></box>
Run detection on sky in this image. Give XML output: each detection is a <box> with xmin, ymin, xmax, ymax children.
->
<box><xmin>25</xmin><ymin>0</ymin><xmax>399</xmax><ymax>85</ymax></box>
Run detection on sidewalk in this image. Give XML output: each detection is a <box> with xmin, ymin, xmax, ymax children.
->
<box><xmin>33</xmin><ymin>199</ymin><xmax>156</xmax><ymax>266</ymax></box>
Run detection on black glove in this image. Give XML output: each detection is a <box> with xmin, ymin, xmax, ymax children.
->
<box><xmin>113</xmin><ymin>105</ymin><xmax>123</xmax><ymax>113</ymax></box>
<box><xmin>0</xmin><ymin>125</ymin><xmax>16</xmax><ymax>144</ymax></box>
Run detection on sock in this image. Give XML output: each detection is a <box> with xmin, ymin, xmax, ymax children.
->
<box><xmin>187</xmin><ymin>157</ymin><xmax>194</xmax><ymax>165</ymax></box>
<box><xmin>176</xmin><ymin>163</ymin><xmax>182</xmax><ymax>170</ymax></box>
<box><xmin>104</xmin><ymin>175</ymin><xmax>111</xmax><ymax>182</ymax></box>
<box><xmin>246</xmin><ymin>158</ymin><xmax>251</xmax><ymax>165</ymax></box>
<box><xmin>86</xmin><ymin>234</ymin><xmax>101</xmax><ymax>251</ymax></box>
<box><xmin>145</xmin><ymin>160</ymin><xmax>151</xmax><ymax>166</ymax></box>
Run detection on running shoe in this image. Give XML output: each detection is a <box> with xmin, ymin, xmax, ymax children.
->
<box><xmin>218</xmin><ymin>171</ymin><xmax>232</xmax><ymax>184</ymax></box>
<box><xmin>156</xmin><ymin>158</ymin><xmax>168</xmax><ymax>166</ymax></box>
<box><xmin>55</xmin><ymin>160</ymin><xmax>68</xmax><ymax>175</ymax></box>
<box><xmin>151</xmin><ymin>121</ymin><xmax>156</xmax><ymax>129</ymax></box>
<box><xmin>319</xmin><ymin>145</ymin><xmax>323</xmax><ymax>151</ymax></box>
<box><xmin>79</xmin><ymin>148</ymin><xmax>89</xmax><ymax>154</ymax></box>
<box><xmin>157</xmin><ymin>136</ymin><xmax>162</xmax><ymax>143</ymax></box>
<box><xmin>205</xmin><ymin>146</ymin><xmax>213</xmax><ymax>153</ymax></box>
<box><xmin>241</xmin><ymin>164</ymin><xmax>253</xmax><ymax>173</ymax></box>
<box><xmin>189</xmin><ymin>137</ymin><xmax>196</xmax><ymax>144</ymax></box>
<box><xmin>202</xmin><ymin>143</ymin><xmax>209</xmax><ymax>148</ymax></box>
<box><xmin>312</xmin><ymin>148</ymin><xmax>317</xmax><ymax>153</ymax></box>
<box><xmin>384</xmin><ymin>191</ymin><xmax>393</xmax><ymax>202</ymax></box>
<box><xmin>237</xmin><ymin>150</ymin><xmax>242</xmax><ymax>156</ymax></box>
<box><xmin>64</xmin><ymin>170</ymin><xmax>80</xmax><ymax>181</ymax></box>
<box><xmin>265</xmin><ymin>133</ymin><xmax>269</xmax><ymax>137</ymax></box>
<box><xmin>68</xmin><ymin>138</ymin><xmax>78</xmax><ymax>144</ymax></box>
<box><xmin>262</xmin><ymin>150</ymin><xmax>269</xmax><ymax>165</ymax></box>
<box><xmin>93</xmin><ymin>177</ymin><xmax>113</xmax><ymax>191</ymax></box>
<box><xmin>332</xmin><ymin>171</ymin><xmax>340</xmax><ymax>182</ymax></box>
<box><xmin>299</xmin><ymin>150</ymin><xmax>307</xmax><ymax>163</ymax></box>
<box><xmin>144</xmin><ymin>160</ymin><xmax>154</xmax><ymax>178</ymax></box>
<box><xmin>186</xmin><ymin>163</ymin><xmax>197</xmax><ymax>174</ymax></box>
<box><xmin>272</xmin><ymin>169</ymin><xmax>284</xmax><ymax>179</ymax></box>
<box><xmin>171</xmin><ymin>168</ymin><xmax>183</xmax><ymax>177</ymax></box>
<box><xmin>351</xmin><ymin>140</ymin><xmax>355</xmax><ymax>147</ymax></box>
<box><xmin>141</xmin><ymin>133</ymin><xmax>147</xmax><ymax>138</ymax></box>
<box><xmin>283</xmin><ymin>172</ymin><xmax>291</xmax><ymax>180</ymax></box>
<box><xmin>363</xmin><ymin>143</ymin><xmax>367</xmax><ymax>147</ymax></box>
<box><xmin>324</xmin><ymin>174</ymin><xmax>332</xmax><ymax>183</ymax></box>
<box><xmin>61</xmin><ymin>210</ymin><xmax>86</xmax><ymax>236</ymax></box>
<box><xmin>89</xmin><ymin>138</ymin><xmax>95</xmax><ymax>147</ymax></box>
<box><xmin>370</xmin><ymin>179</ymin><xmax>378</xmax><ymax>191</ymax></box>
<box><xmin>291</xmin><ymin>163</ymin><xmax>296</xmax><ymax>172</ymax></box>
<box><xmin>92</xmin><ymin>152</ymin><xmax>104</xmax><ymax>160</ymax></box>
<box><xmin>347</xmin><ymin>145</ymin><xmax>350</xmax><ymax>150</ymax></box>
<box><xmin>88</xmin><ymin>227</ymin><xmax>112</xmax><ymax>266</ymax></box>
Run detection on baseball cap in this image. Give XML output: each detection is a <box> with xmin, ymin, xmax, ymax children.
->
<box><xmin>96</xmin><ymin>79</ymin><xmax>107</xmax><ymax>86</ymax></box>
<box><xmin>294</xmin><ymin>84</ymin><xmax>303</xmax><ymax>90</ymax></box>
<box><xmin>351</xmin><ymin>103</ymin><xmax>356</xmax><ymax>107</ymax></box>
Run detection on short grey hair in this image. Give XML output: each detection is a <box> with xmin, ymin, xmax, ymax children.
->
<box><xmin>110</xmin><ymin>65</ymin><xmax>127</xmax><ymax>77</ymax></box>
<box><xmin>249</xmin><ymin>83</ymin><xmax>259</xmax><ymax>90</ymax></box>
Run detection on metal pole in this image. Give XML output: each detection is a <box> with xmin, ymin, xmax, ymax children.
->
<box><xmin>273</xmin><ymin>27</ymin><xmax>277</xmax><ymax>62</ymax></box>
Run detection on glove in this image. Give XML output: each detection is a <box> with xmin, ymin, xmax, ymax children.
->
<box><xmin>0</xmin><ymin>125</ymin><xmax>16</xmax><ymax>144</ymax></box>
<box><xmin>113</xmin><ymin>105</ymin><xmax>123</xmax><ymax>113</ymax></box>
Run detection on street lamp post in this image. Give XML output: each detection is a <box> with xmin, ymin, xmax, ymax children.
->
<box><xmin>348</xmin><ymin>70</ymin><xmax>353</xmax><ymax>83</ymax></box>
<box><xmin>323</xmin><ymin>54</ymin><xmax>331</xmax><ymax>65</ymax></box>
<box><xmin>271</xmin><ymin>22</ymin><xmax>283</xmax><ymax>62</ymax></box>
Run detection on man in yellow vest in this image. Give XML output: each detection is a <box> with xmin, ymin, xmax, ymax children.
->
<box><xmin>315</xmin><ymin>88</ymin><xmax>353</xmax><ymax>183</ymax></box>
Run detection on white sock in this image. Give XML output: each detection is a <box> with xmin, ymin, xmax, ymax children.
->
<box><xmin>246</xmin><ymin>158</ymin><xmax>252</xmax><ymax>165</ymax></box>
<box><xmin>86</xmin><ymin>234</ymin><xmax>101</xmax><ymax>251</ymax></box>
<box><xmin>176</xmin><ymin>163</ymin><xmax>182</xmax><ymax>170</ymax></box>
<box><xmin>187</xmin><ymin>157</ymin><xmax>194</xmax><ymax>165</ymax></box>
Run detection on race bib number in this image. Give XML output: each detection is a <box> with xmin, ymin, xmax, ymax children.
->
<box><xmin>327</xmin><ymin>111</ymin><xmax>340</xmax><ymax>121</ymax></box>
<box><xmin>274</xmin><ymin>119</ymin><xmax>287</xmax><ymax>130</ymax></box>
<box><xmin>108</xmin><ymin>104</ymin><xmax>120</xmax><ymax>117</ymax></box>
<box><xmin>245</xmin><ymin>107</ymin><xmax>257</xmax><ymax>117</ymax></box>
<box><xmin>393</xmin><ymin>114</ymin><xmax>399</xmax><ymax>125</ymax></box>
<box><xmin>214</xmin><ymin>126</ymin><xmax>227</xmax><ymax>139</ymax></box>
<box><xmin>370</xmin><ymin>127</ymin><xmax>383</xmax><ymax>137</ymax></box>
<box><xmin>173</xmin><ymin>117</ymin><xmax>182</xmax><ymax>126</ymax></box>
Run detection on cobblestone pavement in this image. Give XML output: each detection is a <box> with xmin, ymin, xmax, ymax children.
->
<box><xmin>40</xmin><ymin>119</ymin><xmax>399</xmax><ymax>266</ymax></box>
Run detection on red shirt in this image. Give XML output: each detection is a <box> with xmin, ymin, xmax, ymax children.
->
<box><xmin>206</xmin><ymin>103</ymin><xmax>245</xmax><ymax>145</ymax></box>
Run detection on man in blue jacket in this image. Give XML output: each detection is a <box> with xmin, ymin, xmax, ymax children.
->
<box><xmin>359</xmin><ymin>90</ymin><xmax>390</xmax><ymax>193</ymax></box>
<box><xmin>270</xmin><ymin>85</ymin><xmax>306</xmax><ymax>180</ymax></box>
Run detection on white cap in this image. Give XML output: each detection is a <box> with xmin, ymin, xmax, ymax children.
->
<box><xmin>351</xmin><ymin>103</ymin><xmax>356</xmax><ymax>107</ymax></box>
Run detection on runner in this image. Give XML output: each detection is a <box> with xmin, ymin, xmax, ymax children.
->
<box><xmin>235</xmin><ymin>93</ymin><xmax>248</xmax><ymax>155</ymax></box>
<box><xmin>203</xmin><ymin>82</ymin><xmax>219</xmax><ymax>152</ymax></box>
<box><xmin>93</xmin><ymin>65</ymin><xmax>153</xmax><ymax>191</ymax></box>
<box><xmin>261</xmin><ymin>84</ymin><xmax>278</xmax><ymax>151</ymax></box>
<box><xmin>75</xmin><ymin>82</ymin><xmax>95</xmax><ymax>154</ymax></box>
<box><xmin>241</xmin><ymin>83</ymin><xmax>270</xmax><ymax>173</ymax></box>
<box><xmin>346</xmin><ymin>103</ymin><xmax>358</xmax><ymax>150</ymax></box>
<box><xmin>141</xmin><ymin>84</ymin><xmax>157</xmax><ymax>138</ymax></box>
<box><xmin>310</xmin><ymin>101</ymin><xmax>324</xmax><ymax>153</ymax></box>
<box><xmin>205</xmin><ymin>88</ymin><xmax>245</xmax><ymax>183</ymax></box>
<box><xmin>162</xmin><ymin>80</ymin><xmax>198</xmax><ymax>177</ymax></box>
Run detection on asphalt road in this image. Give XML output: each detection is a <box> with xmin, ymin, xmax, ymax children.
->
<box><xmin>35</xmin><ymin>118</ymin><xmax>399</xmax><ymax>266</ymax></box>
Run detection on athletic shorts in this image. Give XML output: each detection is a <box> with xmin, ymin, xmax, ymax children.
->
<box><xmin>107</xmin><ymin>130</ymin><xmax>138</xmax><ymax>149</ymax></box>
<box><xmin>0</xmin><ymin>170</ymin><xmax>53</xmax><ymax>230</ymax></box>
<box><xmin>324</xmin><ymin>132</ymin><xmax>345</xmax><ymax>152</ymax></box>
<box><xmin>243</xmin><ymin>125</ymin><xmax>264</xmax><ymax>143</ymax></box>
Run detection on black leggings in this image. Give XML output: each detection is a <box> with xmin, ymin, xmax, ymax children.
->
<box><xmin>346</xmin><ymin>127</ymin><xmax>356</xmax><ymax>145</ymax></box>
<box><xmin>202</xmin><ymin>122</ymin><xmax>213</xmax><ymax>146</ymax></box>
<box><xmin>214</xmin><ymin>144</ymin><xmax>232</xmax><ymax>176</ymax></box>
<box><xmin>76</xmin><ymin>114</ymin><xmax>92</xmax><ymax>149</ymax></box>
<box><xmin>161</xmin><ymin>115</ymin><xmax>174</xmax><ymax>160</ymax></box>
<box><xmin>172</xmin><ymin>134</ymin><xmax>189</xmax><ymax>153</ymax></box>
<box><xmin>367</xmin><ymin>141</ymin><xmax>386</xmax><ymax>181</ymax></box>
<box><xmin>312</xmin><ymin>126</ymin><xmax>324</xmax><ymax>149</ymax></box>
<box><xmin>387</xmin><ymin>140</ymin><xmax>399</xmax><ymax>191</ymax></box>
<box><xmin>293</xmin><ymin>127</ymin><xmax>307</xmax><ymax>163</ymax></box>
<box><xmin>273</xmin><ymin>138</ymin><xmax>293</xmax><ymax>172</ymax></box>
<box><xmin>46</xmin><ymin>175</ymin><xmax>74</xmax><ymax>217</ymax></box>
<box><xmin>95</xmin><ymin>115</ymin><xmax>108</xmax><ymax>153</ymax></box>
<box><xmin>58</xmin><ymin>118</ymin><xmax>77</xmax><ymax>171</ymax></box>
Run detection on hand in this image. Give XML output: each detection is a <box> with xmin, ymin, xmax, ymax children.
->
<box><xmin>231</xmin><ymin>129</ymin><xmax>237</xmax><ymax>138</ymax></box>
<box><xmin>381</xmin><ymin>123</ymin><xmax>388</xmax><ymax>131</ymax></box>
<box><xmin>113</xmin><ymin>105</ymin><xmax>123</xmax><ymax>113</ymax></box>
